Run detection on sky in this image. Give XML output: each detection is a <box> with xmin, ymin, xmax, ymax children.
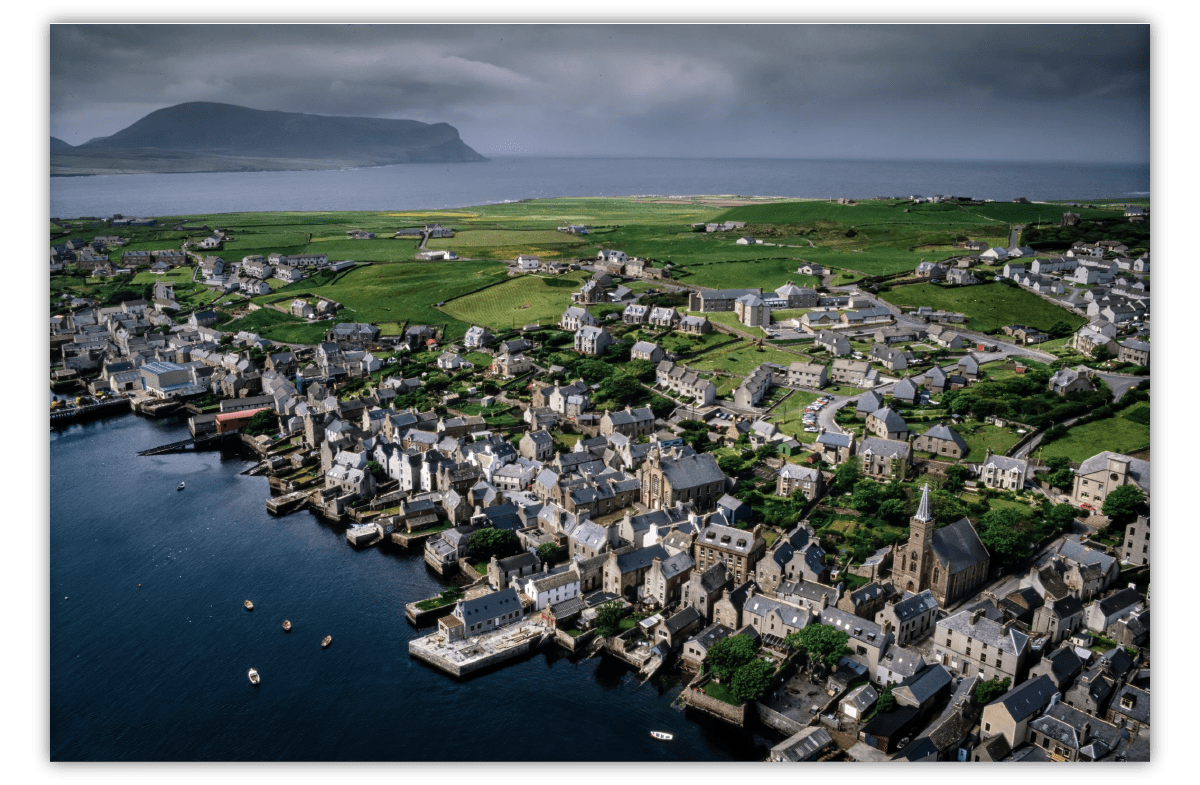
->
<box><xmin>50</xmin><ymin>24</ymin><xmax>1150</xmax><ymax>163</ymax></box>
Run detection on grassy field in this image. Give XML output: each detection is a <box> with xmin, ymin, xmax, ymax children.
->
<box><xmin>223</xmin><ymin>307</ymin><xmax>329</xmax><ymax>344</ymax></box>
<box><xmin>440</xmin><ymin>272</ymin><xmax>588</xmax><ymax>330</ymax></box>
<box><xmin>688</xmin><ymin>339</ymin><xmax>804</xmax><ymax>377</ymax></box>
<box><xmin>680</xmin><ymin>259</ymin><xmax>822</xmax><ymax>291</ymax></box>
<box><xmin>1033</xmin><ymin>416</ymin><xmax>1150</xmax><ymax>464</ymax></box>
<box><xmin>251</xmin><ymin>260</ymin><xmax>510</xmax><ymax>340</ymax></box>
<box><xmin>130</xmin><ymin>267</ymin><xmax>194</xmax><ymax>285</ymax></box>
<box><xmin>949</xmin><ymin>419</ymin><xmax>1027</xmax><ymax>460</ymax></box>
<box><xmin>879</xmin><ymin>282</ymin><xmax>1086</xmax><ymax>333</ymax></box>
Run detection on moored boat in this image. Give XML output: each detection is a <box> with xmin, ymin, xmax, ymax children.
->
<box><xmin>650</xmin><ymin>731</ymin><xmax>673</xmax><ymax>741</ymax></box>
<box><xmin>177</xmin><ymin>482</ymin><xmax>185</xmax><ymax>491</ymax></box>
<box><xmin>248</xmin><ymin>668</ymin><xmax>260</xmax><ymax>685</ymax></box>
<box><xmin>282</xmin><ymin>620</ymin><xmax>292</xmax><ymax>632</ymax></box>
<box><xmin>321</xmin><ymin>635</ymin><xmax>332</xmax><ymax>649</ymax></box>
<box><xmin>244</xmin><ymin>599</ymin><xmax>254</xmax><ymax>611</ymax></box>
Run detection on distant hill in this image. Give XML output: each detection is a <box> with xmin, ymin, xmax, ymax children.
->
<box><xmin>52</xmin><ymin>102</ymin><xmax>486</xmax><ymax>176</ymax></box>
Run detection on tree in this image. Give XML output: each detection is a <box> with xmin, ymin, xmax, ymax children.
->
<box><xmin>1045</xmin><ymin>503</ymin><xmax>1078</xmax><ymax>533</ymax></box>
<box><xmin>624</xmin><ymin>359</ymin><xmax>656</xmax><ymax>382</ymax></box>
<box><xmin>718</xmin><ymin>454</ymin><xmax>745</xmax><ymax>476</ymax></box>
<box><xmin>468</xmin><ymin>528</ymin><xmax>520</xmax><ymax>561</ymax></box>
<box><xmin>851</xmin><ymin>479</ymin><xmax>883</xmax><ymax>514</ymax></box>
<box><xmin>730</xmin><ymin>659</ymin><xmax>775</xmax><ymax>703</ymax></box>
<box><xmin>755</xmin><ymin>443</ymin><xmax>779</xmax><ymax>461</ymax></box>
<box><xmin>536</xmin><ymin>542</ymin><xmax>557</xmax><ymax>567</ymax></box>
<box><xmin>365</xmin><ymin>460</ymin><xmax>386</xmax><ymax>481</ymax></box>
<box><xmin>973</xmin><ymin>677</ymin><xmax>1011</xmax><ymax>706</ymax></box>
<box><xmin>874</xmin><ymin>685</ymin><xmax>896</xmax><ymax>714</ymax></box>
<box><xmin>831</xmin><ymin>460</ymin><xmax>864</xmax><ymax>496</ymax></box>
<box><xmin>595</xmin><ymin>601</ymin><xmax>625</xmax><ymax>637</ymax></box>
<box><xmin>784</xmin><ymin>623</ymin><xmax>851</xmax><ymax>668</ymax></box>
<box><xmin>1102</xmin><ymin>484</ymin><xmax>1145</xmax><ymax>524</ymax></box>
<box><xmin>878</xmin><ymin>498</ymin><xmax>908</xmax><ymax>526</ymax></box>
<box><xmin>977</xmin><ymin>507</ymin><xmax>1032</xmax><ymax>564</ymax></box>
<box><xmin>241</xmin><ymin>409</ymin><xmax>277</xmax><ymax>436</ymax></box>
<box><xmin>943</xmin><ymin>464</ymin><xmax>970</xmax><ymax>493</ymax></box>
<box><xmin>704</xmin><ymin>634</ymin><xmax>757</xmax><ymax>681</ymax></box>
<box><xmin>1043</xmin><ymin>456</ymin><xmax>1075</xmax><ymax>490</ymax></box>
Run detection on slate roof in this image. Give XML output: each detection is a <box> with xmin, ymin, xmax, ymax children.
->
<box><xmin>1038</xmin><ymin>645</ymin><xmax>1085</xmax><ymax>687</ymax></box>
<box><xmin>856</xmin><ymin>391</ymin><xmax>884</xmax><ymax>414</ymax></box>
<box><xmin>458</xmin><ymin>588</ymin><xmax>522</xmax><ymax>621</ymax></box>
<box><xmin>991</xmin><ymin>674</ymin><xmax>1059</xmax><ymax>721</ymax></box>
<box><xmin>659</xmin><ymin>451</ymin><xmax>727</xmax><ymax>490</ymax></box>
<box><xmin>688</xmin><ymin>622</ymin><xmax>734</xmax><ymax>653</ymax></box>
<box><xmin>697</xmin><ymin>522</ymin><xmax>761</xmax><ymax>556</ymax></box>
<box><xmin>891</xmin><ymin>589</ymin><xmax>939</xmax><ymax>623</ymax></box>
<box><xmin>938</xmin><ymin>611</ymin><xmax>1029</xmax><ymax>656</ymax></box>
<box><xmin>1108</xmin><ymin>684</ymin><xmax>1149</xmax><ymax>726</ymax></box>
<box><xmin>920</xmin><ymin>422</ymin><xmax>968</xmax><ymax>451</ymax></box>
<box><xmin>778</xmin><ymin>463</ymin><xmax>820</xmax><ymax>481</ymax></box>
<box><xmin>858</xmin><ymin>437</ymin><xmax>910</xmax><ymax>459</ymax></box>
<box><xmin>614</xmin><ymin>544</ymin><xmax>671</xmax><ymax>574</ymax></box>
<box><xmin>892</xmin><ymin>378</ymin><xmax>920</xmax><ymax>400</ymax></box>
<box><xmin>1027</xmin><ymin>703</ymin><xmax>1122</xmax><ymax>759</ymax></box>
<box><xmin>744</xmin><ymin>595</ymin><xmax>811</xmax><ymax>629</ymax></box>
<box><xmin>662</xmin><ymin>606</ymin><xmax>702</xmax><ymax>634</ymax></box>
<box><xmin>895</xmin><ymin>664</ymin><xmax>952</xmax><ymax>707</ymax></box>
<box><xmin>816</xmin><ymin>431</ymin><xmax>852</xmax><ymax>448</ymax></box>
<box><xmin>659</xmin><ymin>551</ymin><xmax>695</xmax><ymax>580</ymax></box>
<box><xmin>1095</xmin><ymin>586</ymin><xmax>1141</xmax><ymax>617</ymax></box>
<box><xmin>931</xmin><ymin>517</ymin><xmax>990</xmax><ymax>573</ymax></box>
<box><xmin>1076</xmin><ymin>451</ymin><xmax>1150</xmax><ymax>494</ymax></box>
<box><xmin>868</xmin><ymin>406</ymin><xmax>907</xmax><ymax>432</ymax></box>
<box><xmin>770</xmin><ymin>727</ymin><xmax>833</xmax><ymax>762</ymax></box>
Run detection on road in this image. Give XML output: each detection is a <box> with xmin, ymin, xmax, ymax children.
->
<box><xmin>1092</xmin><ymin>371</ymin><xmax>1145</xmax><ymax>402</ymax></box>
<box><xmin>1009</xmin><ymin>224</ymin><xmax>1025</xmax><ymax>248</ymax></box>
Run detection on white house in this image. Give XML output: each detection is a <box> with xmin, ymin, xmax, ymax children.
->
<box><xmin>520</xmin><ymin>571</ymin><xmax>581</xmax><ymax>610</ymax></box>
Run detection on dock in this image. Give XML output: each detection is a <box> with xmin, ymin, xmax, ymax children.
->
<box><xmin>266</xmin><ymin>490</ymin><xmax>311</xmax><ymax>516</ymax></box>
<box><xmin>50</xmin><ymin>397</ymin><xmax>132</xmax><ymax>424</ymax></box>
<box><xmin>408</xmin><ymin>622</ymin><xmax>552</xmax><ymax>677</ymax></box>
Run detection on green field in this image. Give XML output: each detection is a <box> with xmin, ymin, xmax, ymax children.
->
<box><xmin>688</xmin><ymin>339</ymin><xmax>805</xmax><ymax>377</ymax></box>
<box><xmin>130</xmin><ymin>267</ymin><xmax>194</xmax><ymax>285</ymax></box>
<box><xmin>220</xmin><ymin>306</ymin><xmax>329</xmax><ymax>344</ymax></box>
<box><xmin>878</xmin><ymin>282</ymin><xmax>1086</xmax><ymax>333</ymax></box>
<box><xmin>426</xmin><ymin>228</ymin><xmax>585</xmax><ymax>248</ymax></box>
<box><xmin>440</xmin><ymin>272</ymin><xmax>588</xmax><ymax>330</ymax></box>
<box><xmin>251</xmin><ymin>260</ymin><xmax>510</xmax><ymax>340</ymax></box>
<box><xmin>1033</xmin><ymin>416</ymin><xmax>1150</xmax><ymax>464</ymax></box>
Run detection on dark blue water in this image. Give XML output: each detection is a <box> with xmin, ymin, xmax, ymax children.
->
<box><xmin>50</xmin><ymin>413</ymin><xmax>775</xmax><ymax>761</ymax></box>
<box><xmin>50</xmin><ymin>156</ymin><xmax>1150</xmax><ymax>218</ymax></box>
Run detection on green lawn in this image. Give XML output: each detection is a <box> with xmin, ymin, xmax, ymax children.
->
<box><xmin>251</xmin><ymin>259</ymin><xmax>510</xmax><ymax>340</ymax></box>
<box><xmin>949</xmin><ymin>419</ymin><xmax>1027</xmax><ymax>461</ymax></box>
<box><xmin>879</xmin><ymin>282</ymin><xmax>1086</xmax><ymax>333</ymax></box>
<box><xmin>1033</xmin><ymin>416</ymin><xmax>1150</xmax><ymax>464</ymax></box>
<box><xmin>440</xmin><ymin>272</ymin><xmax>588</xmax><ymax>330</ymax></box>
<box><xmin>700</xmin><ymin>680</ymin><xmax>742</xmax><ymax>706</ymax></box>
<box><xmin>688</xmin><ymin>339</ymin><xmax>804</xmax><ymax>377</ymax></box>
<box><xmin>130</xmin><ymin>267</ymin><xmax>194</xmax><ymax>285</ymax></box>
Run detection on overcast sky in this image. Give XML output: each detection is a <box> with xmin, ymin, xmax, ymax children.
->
<box><xmin>50</xmin><ymin>24</ymin><xmax>1150</xmax><ymax>162</ymax></box>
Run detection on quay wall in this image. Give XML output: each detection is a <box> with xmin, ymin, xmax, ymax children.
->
<box><xmin>405</xmin><ymin>600</ymin><xmax>458</xmax><ymax>627</ymax></box>
<box><xmin>756</xmin><ymin>703</ymin><xmax>808</xmax><ymax>737</ymax></box>
<box><xmin>407</xmin><ymin>635</ymin><xmax>539</xmax><ymax>678</ymax></box>
<box><xmin>679</xmin><ymin>684</ymin><xmax>749</xmax><ymax>727</ymax></box>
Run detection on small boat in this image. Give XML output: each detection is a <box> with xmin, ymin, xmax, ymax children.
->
<box><xmin>282</xmin><ymin>620</ymin><xmax>292</xmax><ymax>632</ymax></box>
<box><xmin>177</xmin><ymin>482</ymin><xmax>185</xmax><ymax>491</ymax></box>
<box><xmin>244</xmin><ymin>600</ymin><xmax>254</xmax><ymax>611</ymax></box>
<box><xmin>321</xmin><ymin>635</ymin><xmax>332</xmax><ymax>649</ymax></box>
<box><xmin>248</xmin><ymin>668</ymin><xmax>260</xmax><ymax>685</ymax></box>
<box><xmin>650</xmin><ymin>731</ymin><xmax>673</xmax><ymax>741</ymax></box>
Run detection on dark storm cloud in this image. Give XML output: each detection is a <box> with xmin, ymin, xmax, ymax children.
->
<box><xmin>50</xmin><ymin>24</ymin><xmax>1149</xmax><ymax>162</ymax></box>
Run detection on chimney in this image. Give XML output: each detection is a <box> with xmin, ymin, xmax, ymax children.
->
<box><xmin>971</xmin><ymin>609</ymin><xmax>984</xmax><ymax>625</ymax></box>
<box><xmin>1080</xmin><ymin>722</ymin><xmax>1091</xmax><ymax>745</ymax></box>
<box><xmin>883</xmin><ymin>621</ymin><xmax>893</xmax><ymax>637</ymax></box>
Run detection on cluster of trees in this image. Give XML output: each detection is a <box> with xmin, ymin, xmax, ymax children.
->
<box><xmin>784</xmin><ymin>624</ymin><xmax>852</xmax><ymax>669</ymax></box>
<box><xmin>973</xmin><ymin>677</ymin><xmax>1011</xmax><ymax>706</ymax></box>
<box><xmin>1023</xmin><ymin>219</ymin><xmax>1149</xmax><ymax>253</ymax></box>
<box><xmin>974</xmin><ymin>500</ymin><xmax>1078</xmax><ymax>566</ymax></box>
<box><xmin>704</xmin><ymin>634</ymin><xmax>776</xmax><ymax>703</ymax></box>
<box><xmin>468</xmin><ymin>528</ymin><xmax>520</xmax><ymax>561</ymax></box>
<box><xmin>595</xmin><ymin>601</ymin><xmax>626</xmax><ymax>637</ymax></box>
<box><xmin>939</xmin><ymin>372</ymin><xmax>1112</xmax><ymax>429</ymax></box>
<box><xmin>241</xmin><ymin>409</ymin><xmax>278</xmax><ymax>437</ymax></box>
<box><xmin>1040</xmin><ymin>380</ymin><xmax>1150</xmax><ymax>447</ymax></box>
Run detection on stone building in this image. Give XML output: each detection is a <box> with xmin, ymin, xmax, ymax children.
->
<box><xmin>734</xmin><ymin>293</ymin><xmax>769</xmax><ymax>327</ymax></box>
<box><xmin>976</xmin><ymin>451</ymin><xmax>1028</xmax><ymax>491</ymax></box>
<box><xmin>681</xmin><ymin>563</ymin><xmax>732</xmax><ymax>621</ymax></box>
<box><xmin>693</xmin><ymin>521</ymin><xmax>767</xmax><ymax>586</ymax></box>
<box><xmin>574</xmin><ymin>325</ymin><xmax>613</xmax><ymax>356</ymax></box>
<box><xmin>638</xmin><ymin>447</ymin><xmax>728</xmax><ymax>512</ymax></box>
<box><xmin>858</xmin><ymin>436</ymin><xmax>911</xmax><ymax>480</ymax></box>
<box><xmin>599</xmin><ymin>405</ymin><xmax>655</xmax><ymax>439</ymax></box>
<box><xmin>912</xmin><ymin>422</ymin><xmax>968</xmax><ymax>460</ymax></box>
<box><xmin>775</xmin><ymin>463</ymin><xmax>824</xmax><ymax>500</ymax></box>
<box><xmin>1069</xmin><ymin>451</ymin><xmax>1150</xmax><ymax>510</ymax></box>
<box><xmin>890</xmin><ymin>484</ymin><xmax>990</xmax><ymax>607</ymax></box>
<box><xmin>932</xmin><ymin>607</ymin><xmax>1033</xmax><ymax>684</ymax></box>
<box><xmin>875</xmin><ymin>590</ymin><xmax>939</xmax><ymax>647</ymax></box>
<box><xmin>1122</xmin><ymin>515</ymin><xmax>1150</xmax><ymax>567</ymax></box>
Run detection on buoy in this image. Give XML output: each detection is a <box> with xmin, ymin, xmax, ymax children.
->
<box><xmin>138</xmin><ymin>583</ymin><xmax>142</xmax><ymax>587</ymax></box>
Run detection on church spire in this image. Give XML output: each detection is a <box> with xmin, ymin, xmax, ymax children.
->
<box><xmin>915</xmin><ymin>482</ymin><xmax>932</xmax><ymax>522</ymax></box>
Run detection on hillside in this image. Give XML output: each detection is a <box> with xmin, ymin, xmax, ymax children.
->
<box><xmin>51</xmin><ymin>102</ymin><xmax>485</xmax><ymax>176</ymax></box>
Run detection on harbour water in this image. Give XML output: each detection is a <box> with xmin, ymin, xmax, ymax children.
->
<box><xmin>50</xmin><ymin>155</ymin><xmax>1150</xmax><ymax>218</ymax></box>
<box><xmin>50</xmin><ymin>413</ymin><xmax>774</xmax><ymax>761</ymax></box>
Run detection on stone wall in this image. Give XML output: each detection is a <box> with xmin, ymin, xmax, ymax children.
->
<box><xmin>680</xmin><ymin>682</ymin><xmax>749</xmax><ymax>727</ymax></box>
<box><xmin>756</xmin><ymin>703</ymin><xmax>808</xmax><ymax>737</ymax></box>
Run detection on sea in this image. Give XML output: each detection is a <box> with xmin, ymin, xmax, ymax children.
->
<box><xmin>49</xmin><ymin>413</ymin><xmax>775</xmax><ymax>761</ymax></box>
<box><xmin>49</xmin><ymin>156</ymin><xmax>1150</xmax><ymax>217</ymax></box>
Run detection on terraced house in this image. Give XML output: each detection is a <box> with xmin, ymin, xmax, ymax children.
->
<box><xmin>692</xmin><ymin>521</ymin><xmax>767</xmax><ymax>585</ymax></box>
<box><xmin>786</xmin><ymin>361</ymin><xmax>828</xmax><ymax>389</ymax></box>
<box><xmin>655</xmin><ymin>360</ymin><xmax>717</xmax><ymax>406</ymax></box>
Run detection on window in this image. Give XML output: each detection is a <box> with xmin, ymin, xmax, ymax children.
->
<box><xmin>984</xmin><ymin>723</ymin><xmax>991</xmax><ymax>732</ymax></box>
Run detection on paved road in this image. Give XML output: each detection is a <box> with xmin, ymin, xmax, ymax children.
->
<box><xmin>1092</xmin><ymin>371</ymin><xmax>1145</xmax><ymax>402</ymax></box>
<box><xmin>1009</xmin><ymin>224</ymin><xmax>1025</xmax><ymax>248</ymax></box>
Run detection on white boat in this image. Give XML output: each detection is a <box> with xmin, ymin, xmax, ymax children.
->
<box><xmin>650</xmin><ymin>731</ymin><xmax>673</xmax><ymax>741</ymax></box>
<box><xmin>177</xmin><ymin>482</ymin><xmax>185</xmax><ymax>491</ymax></box>
<box><xmin>248</xmin><ymin>668</ymin><xmax>260</xmax><ymax>685</ymax></box>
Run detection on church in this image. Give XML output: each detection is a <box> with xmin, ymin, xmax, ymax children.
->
<box><xmin>890</xmin><ymin>484</ymin><xmax>990</xmax><ymax>607</ymax></box>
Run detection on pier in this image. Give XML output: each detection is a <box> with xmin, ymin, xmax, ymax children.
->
<box><xmin>137</xmin><ymin>433</ymin><xmax>223</xmax><ymax>456</ymax></box>
<box><xmin>408</xmin><ymin>621</ymin><xmax>552</xmax><ymax>677</ymax></box>
<box><xmin>50</xmin><ymin>397</ymin><xmax>132</xmax><ymax>424</ymax></box>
